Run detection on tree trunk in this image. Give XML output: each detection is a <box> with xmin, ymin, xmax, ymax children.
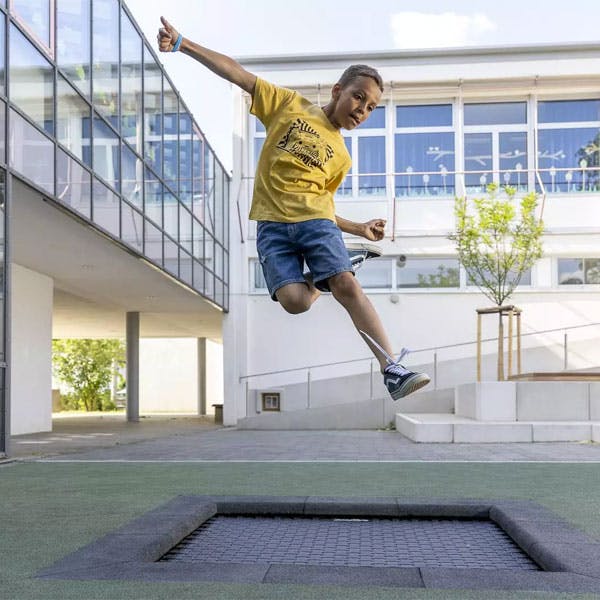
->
<box><xmin>497</xmin><ymin>311</ymin><xmax>504</xmax><ymax>380</ymax></box>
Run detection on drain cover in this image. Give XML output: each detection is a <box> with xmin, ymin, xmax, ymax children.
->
<box><xmin>161</xmin><ymin>516</ymin><xmax>539</xmax><ymax>570</ymax></box>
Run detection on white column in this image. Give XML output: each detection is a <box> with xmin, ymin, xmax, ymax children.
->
<box><xmin>10</xmin><ymin>264</ymin><xmax>53</xmax><ymax>435</ymax></box>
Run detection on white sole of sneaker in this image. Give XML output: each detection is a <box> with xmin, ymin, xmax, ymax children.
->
<box><xmin>391</xmin><ymin>373</ymin><xmax>431</xmax><ymax>401</ymax></box>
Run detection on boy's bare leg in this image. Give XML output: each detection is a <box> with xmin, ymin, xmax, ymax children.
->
<box><xmin>275</xmin><ymin>281</ymin><xmax>321</xmax><ymax>315</ymax></box>
<box><xmin>327</xmin><ymin>272</ymin><xmax>394</xmax><ymax>371</ymax></box>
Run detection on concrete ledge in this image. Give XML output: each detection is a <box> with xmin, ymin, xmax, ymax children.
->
<box><xmin>454</xmin><ymin>422</ymin><xmax>532</xmax><ymax>443</ymax></box>
<box><xmin>532</xmin><ymin>422</ymin><xmax>592</xmax><ymax>442</ymax></box>
<box><xmin>517</xmin><ymin>382</ymin><xmax>590</xmax><ymax>421</ymax></box>
<box><xmin>395</xmin><ymin>413</ymin><xmax>455</xmax><ymax>443</ymax></box>
<box><xmin>36</xmin><ymin>495</ymin><xmax>600</xmax><ymax>592</ymax></box>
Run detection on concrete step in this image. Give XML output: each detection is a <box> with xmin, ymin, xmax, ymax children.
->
<box><xmin>396</xmin><ymin>413</ymin><xmax>600</xmax><ymax>443</ymax></box>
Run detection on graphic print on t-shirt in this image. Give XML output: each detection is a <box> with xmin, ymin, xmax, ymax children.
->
<box><xmin>277</xmin><ymin>118</ymin><xmax>334</xmax><ymax>169</ymax></box>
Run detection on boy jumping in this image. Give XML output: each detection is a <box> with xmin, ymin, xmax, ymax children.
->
<box><xmin>157</xmin><ymin>17</ymin><xmax>430</xmax><ymax>400</ymax></box>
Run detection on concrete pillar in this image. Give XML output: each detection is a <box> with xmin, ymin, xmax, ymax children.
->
<box><xmin>198</xmin><ymin>337</ymin><xmax>207</xmax><ymax>415</ymax></box>
<box><xmin>126</xmin><ymin>312</ymin><xmax>139</xmax><ymax>422</ymax></box>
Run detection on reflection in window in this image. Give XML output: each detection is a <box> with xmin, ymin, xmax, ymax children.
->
<box><xmin>204</xmin><ymin>145</ymin><xmax>215</xmax><ymax>232</ymax></box>
<box><xmin>9</xmin><ymin>109</ymin><xmax>54</xmax><ymax>193</ymax></box>
<box><xmin>355</xmin><ymin>257</ymin><xmax>392</xmax><ymax>288</ymax></box>
<box><xmin>121</xmin><ymin>9</ymin><xmax>142</xmax><ymax>152</ymax></box>
<box><xmin>179</xmin><ymin>205</ymin><xmax>193</xmax><ymax>253</ymax></box>
<box><xmin>0</xmin><ymin>14</ymin><xmax>5</xmax><ymax>97</ymax></box>
<box><xmin>179</xmin><ymin>111</ymin><xmax>193</xmax><ymax>207</ymax></box>
<box><xmin>499</xmin><ymin>132</ymin><xmax>527</xmax><ymax>191</ymax></box>
<box><xmin>144</xmin><ymin>45</ymin><xmax>162</xmax><ymax>173</ymax></box>
<box><xmin>163</xmin><ymin>189</ymin><xmax>178</xmax><ymax>240</ymax></box>
<box><xmin>400</xmin><ymin>258</ymin><xmax>460</xmax><ymax>288</ymax></box>
<box><xmin>464</xmin><ymin>132</ymin><xmax>492</xmax><ymax>192</ymax></box>
<box><xmin>193</xmin><ymin>217</ymin><xmax>205</xmax><ymax>261</ymax></box>
<box><xmin>464</xmin><ymin>102</ymin><xmax>527</xmax><ymax>126</ymax></box>
<box><xmin>538</xmin><ymin>128</ymin><xmax>599</xmax><ymax>193</ymax></box>
<box><xmin>163</xmin><ymin>83</ymin><xmax>178</xmax><ymax>193</ymax></box>
<box><xmin>57</xmin><ymin>148</ymin><xmax>91</xmax><ymax>218</ymax></box>
<box><xmin>0</xmin><ymin>170</ymin><xmax>3</xmax><ymax>357</ymax></box>
<box><xmin>558</xmin><ymin>258</ymin><xmax>600</xmax><ymax>285</ymax></box>
<box><xmin>180</xmin><ymin>250</ymin><xmax>193</xmax><ymax>285</ymax></box>
<box><xmin>397</xmin><ymin>104</ymin><xmax>452</xmax><ymax>128</ymax></box>
<box><xmin>395</xmin><ymin>132</ymin><xmax>455</xmax><ymax>197</ymax></box>
<box><xmin>144</xmin><ymin>167</ymin><xmax>163</xmax><ymax>226</ymax></box>
<box><xmin>358</xmin><ymin>136</ymin><xmax>385</xmax><ymax>195</ymax></box>
<box><xmin>57</xmin><ymin>76</ymin><xmax>90</xmax><ymax>163</ymax></box>
<box><xmin>0</xmin><ymin>101</ymin><xmax>5</xmax><ymax>164</ymax></box>
<box><xmin>93</xmin><ymin>116</ymin><xmax>119</xmax><ymax>190</ymax></box>
<box><xmin>358</xmin><ymin>106</ymin><xmax>385</xmax><ymax>129</ymax></box>
<box><xmin>252</xmin><ymin>259</ymin><xmax>267</xmax><ymax>290</ymax></box>
<box><xmin>9</xmin><ymin>24</ymin><xmax>54</xmax><ymax>135</ymax></box>
<box><xmin>337</xmin><ymin>137</ymin><xmax>352</xmax><ymax>197</ymax></box>
<box><xmin>57</xmin><ymin>0</ymin><xmax>90</xmax><ymax>96</ymax></box>
<box><xmin>121</xmin><ymin>201</ymin><xmax>143</xmax><ymax>252</ymax></box>
<box><xmin>12</xmin><ymin>0</ymin><xmax>50</xmax><ymax>48</ymax></box>
<box><xmin>144</xmin><ymin>219</ymin><xmax>162</xmax><ymax>265</ymax></box>
<box><xmin>214</xmin><ymin>166</ymin><xmax>225</xmax><ymax>243</ymax></box>
<box><xmin>92</xmin><ymin>178</ymin><xmax>119</xmax><ymax>237</ymax></box>
<box><xmin>468</xmin><ymin>266</ymin><xmax>531</xmax><ymax>287</ymax></box>
<box><xmin>192</xmin><ymin>130</ymin><xmax>204</xmax><ymax>222</ymax></box>
<box><xmin>164</xmin><ymin>235</ymin><xmax>178</xmax><ymax>276</ymax></box>
<box><xmin>253</xmin><ymin>137</ymin><xmax>264</xmax><ymax>171</ymax></box>
<box><xmin>193</xmin><ymin>259</ymin><xmax>205</xmax><ymax>293</ymax></box>
<box><xmin>539</xmin><ymin>100</ymin><xmax>600</xmax><ymax>123</ymax></box>
<box><xmin>92</xmin><ymin>0</ymin><xmax>119</xmax><ymax>122</ymax></box>
<box><xmin>121</xmin><ymin>143</ymin><xmax>142</xmax><ymax>209</ymax></box>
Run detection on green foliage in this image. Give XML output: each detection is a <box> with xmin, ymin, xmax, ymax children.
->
<box><xmin>52</xmin><ymin>339</ymin><xmax>125</xmax><ymax>412</ymax></box>
<box><xmin>417</xmin><ymin>265</ymin><xmax>460</xmax><ymax>288</ymax></box>
<box><xmin>449</xmin><ymin>184</ymin><xmax>544</xmax><ymax>306</ymax></box>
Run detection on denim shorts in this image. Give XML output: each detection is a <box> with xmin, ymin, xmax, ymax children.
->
<box><xmin>256</xmin><ymin>219</ymin><xmax>353</xmax><ymax>301</ymax></box>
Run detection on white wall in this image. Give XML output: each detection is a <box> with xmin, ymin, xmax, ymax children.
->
<box><xmin>10</xmin><ymin>264</ymin><xmax>53</xmax><ymax>435</ymax></box>
<box><xmin>139</xmin><ymin>338</ymin><xmax>223</xmax><ymax>414</ymax></box>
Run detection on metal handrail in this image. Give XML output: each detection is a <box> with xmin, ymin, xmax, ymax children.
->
<box><xmin>239</xmin><ymin>321</ymin><xmax>600</xmax><ymax>382</ymax></box>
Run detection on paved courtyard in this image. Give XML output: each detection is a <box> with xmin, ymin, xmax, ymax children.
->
<box><xmin>2</xmin><ymin>415</ymin><xmax>600</xmax><ymax>599</ymax></box>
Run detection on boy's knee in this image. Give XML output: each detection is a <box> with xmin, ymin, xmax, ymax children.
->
<box><xmin>280</xmin><ymin>298</ymin><xmax>311</xmax><ymax>314</ymax></box>
<box><xmin>329</xmin><ymin>272</ymin><xmax>361</xmax><ymax>300</ymax></box>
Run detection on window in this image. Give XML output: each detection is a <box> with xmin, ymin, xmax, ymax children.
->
<box><xmin>355</xmin><ymin>257</ymin><xmax>393</xmax><ymax>289</ymax></box>
<box><xmin>179</xmin><ymin>111</ymin><xmax>193</xmax><ymax>207</ymax></box>
<box><xmin>395</xmin><ymin>104</ymin><xmax>455</xmax><ymax>197</ymax></box>
<box><xmin>121</xmin><ymin>142</ymin><xmax>142</xmax><ymax>209</ymax></box>
<box><xmin>92</xmin><ymin>177</ymin><xmax>119</xmax><ymax>237</ymax></box>
<box><xmin>9</xmin><ymin>108</ymin><xmax>54</xmax><ymax>193</ymax></box>
<box><xmin>144</xmin><ymin>166</ymin><xmax>162</xmax><ymax>226</ymax></box>
<box><xmin>343</xmin><ymin>107</ymin><xmax>386</xmax><ymax>197</ymax></box>
<box><xmin>558</xmin><ymin>258</ymin><xmax>600</xmax><ymax>285</ymax></box>
<box><xmin>262</xmin><ymin>392</ymin><xmax>281</xmax><ymax>412</ymax></box>
<box><xmin>57</xmin><ymin>147</ymin><xmax>91</xmax><ymax>217</ymax></box>
<box><xmin>163</xmin><ymin>82</ymin><xmax>178</xmax><ymax>192</ymax></box>
<box><xmin>12</xmin><ymin>0</ymin><xmax>51</xmax><ymax>50</ymax></box>
<box><xmin>9</xmin><ymin>24</ymin><xmax>54</xmax><ymax>135</ymax></box>
<box><xmin>144</xmin><ymin>45</ymin><xmax>162</xmax><ymax>174</ymax></box>
<box><xmin>57</xmin><ymin>75</ymin><xmax>91</xmax><ymax>163</ymax></box>
<box><xmin>251</xmin><ymin>258</ymin><xmax>267</xmax><ymax>291</ymax></box>
<box><xmin>0</xmin><ymin>14</ymin><xmax>5</xmax><ymax>96</ymax></box>
<box><xmin>398</xmin><ymin>258</ymin><xmax>460</xmax><ymax>288</ymax></box>
<box><xmin>464</xmin><ymin>102</ymin><xmax>528</xmax><ymax>193</ymax></box>
<box><xmin>537</xmin><ymin>99</ymin><xmax>599</xmax><ymax>194</ymax></box>
<box><xmin>464</xmin><ymin>102</ymin><xmax>527</xmax><ymax>126</ymax></box>
<box><xmin>467</xmin><ymin>267</ymin><xmax>532</xmax><ymax>287</ymax></box>
<box><xmin>92</xmin><ymin>0</ymin><xmax>119</xmax><ymax>123</ymax></box>
<box><xmin>121</xmin><ymin>9</ymin><xmax>142</xmax><ymax>152</ymax></box>
<box><xmin>121</xmin><ymin>201</ymin><xmax>143</xmax><ymax>252</ymax></box>
<box><xmin>93</xmin><ymin>115</ymin><xmax>119</xmax><ymax>190</ymax></box>
<box><xmin>57</xmin><ymin>0</ymin><xmax>90</xmax><ymax>96</ymax></box>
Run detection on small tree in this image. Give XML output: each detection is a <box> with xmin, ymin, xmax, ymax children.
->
<box><xmin>52</xmin><ymin>339</ymin><xmax>125</xmax><ymax>411</ymax></box>
<box><xmin>449</xmin><ymin>184</ymin><xmax>544</xmax><ymax>379</ymax></box>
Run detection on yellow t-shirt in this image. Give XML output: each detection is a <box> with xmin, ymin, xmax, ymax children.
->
<box><xmin>249</xmin><ymin>78</ymin><xmax>351</xmax><ymax>223</ymax></box>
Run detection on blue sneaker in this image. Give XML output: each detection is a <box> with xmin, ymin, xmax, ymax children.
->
<box><xmin>359</xmin><ymin>331</ymin><xmax>431</xmax><ymax>400</ymax></box>
<box><xmin>305</xmin><ymin>243</ymin><xmax>382</xmax><ymax>292</ymax></box>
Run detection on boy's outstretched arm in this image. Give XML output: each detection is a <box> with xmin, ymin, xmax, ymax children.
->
<box><xmin>157</xmin><ymin>16</ymin><xmax>256</xmax><ymax>95</ymax></box>
<box><xmin>335</xmin><ymin>215</ymin><xmax>386</xmax><ymax>242</ymax></box>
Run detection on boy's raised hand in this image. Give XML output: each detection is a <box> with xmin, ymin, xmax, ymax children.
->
<box><xmin>157</xmin><ymin>16</ymin><xmax>180</xmax><ymax>52</ymax></box>
<box><xmin>363</xmin><ymin>219</ymin><xmax>386</xmax><ymax>241</ymax></box>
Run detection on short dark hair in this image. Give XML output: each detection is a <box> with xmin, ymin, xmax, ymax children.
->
<box><xmin>337</xmin><ymin>64</ymin><xmax>384</xmax><ymax>93</ymax></box>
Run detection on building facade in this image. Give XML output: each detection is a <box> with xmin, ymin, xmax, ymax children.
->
<box><xmin>1</xmin><ymin>0</ymin><xmax>230</xmax><ymax>455</ymax></box>
<box><xmin>224</xmin><ymin>44</ymin><xmax>600</xmax><ymax>427</ymax></box>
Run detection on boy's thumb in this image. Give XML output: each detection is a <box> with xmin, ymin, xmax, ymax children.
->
<box><xmin>160</xmin><ymin>16</ymin><xmax>171</xmax><ymax>30</ymax></box>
